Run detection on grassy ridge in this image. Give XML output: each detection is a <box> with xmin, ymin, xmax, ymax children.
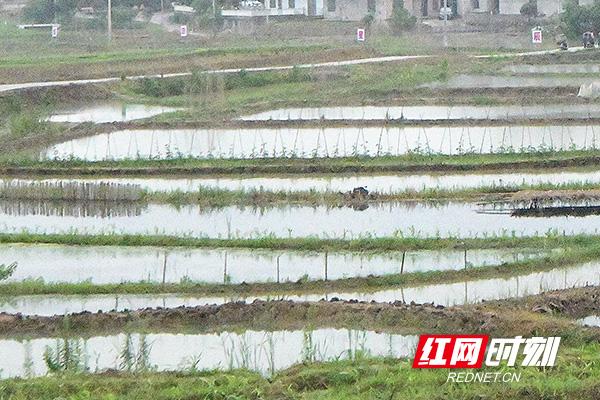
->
<box><xmin>8</xmin><ymin>149</ymin><xmax>600</xmax><ymax>175</ymax></box>
<box><xmin>5</xmin><ymin>181</ymin><xmax>592</xmax><ymax>207</ymax></box>
<box><xmin>0</xmin><ymin>232</ymin><xmax>598</xmax><ymax>251</ymax></box>
<box><xmin>143</xmin><ymin>181</ymin><xmax>600</xmax><ymax>206</ymax></box>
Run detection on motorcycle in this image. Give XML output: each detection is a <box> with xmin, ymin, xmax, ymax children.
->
<box><xmin>583</xmin><ymin>31</ymin><xmax>595</xmax><ymax>48</ymax></box>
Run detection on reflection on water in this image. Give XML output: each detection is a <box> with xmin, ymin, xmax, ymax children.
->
<box><xmin>2</xmin><ymin>244</ymin><xmax>550</xmax><ymax>285</ymax></box>
<box><xmin>0</xmin><ymin>200</ymin><xmax>145</xmax><ymax>218</ymax></box>
<box><xmin>2</xmin><ymin>260</ymin><xmax>598</xmax><ymax>316</ymax></box>
<box><xmin>0</xmin><ymin>328</ymin><xmax>418</xmax><ymax>378</ymax></box>
<box><xmin>0</xmin><ymin>201</ymin><xmax>598</xmax><ymax>239</ymax></box>
<box><xmin>43</xmin><ymin>125</ymin><xmax>600</xmax><ymax>160</ymax></box>
<box><xmin>6</xmin><ymin>169</ymin><xmax>600</xmax><ymax>194</ymax></box>
<box><xmin>239</xmin><ymin>105</ymin><xmax>600</xmax><ymax>121</ymax></box>
<box><xmin>46</xmin><ymin>103</ymin><xmax>180</xmax><ymax>123</ymax></box>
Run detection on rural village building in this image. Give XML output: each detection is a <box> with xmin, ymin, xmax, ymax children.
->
<box><xmin>222</xmin><ymin>0</ymin><xmax>570</xmax><ymax>24</ymax></box>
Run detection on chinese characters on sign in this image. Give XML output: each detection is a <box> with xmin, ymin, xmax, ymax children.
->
<box><xmin>413</xmin><ymin>335</ymin><xmax>488</xmax><ymax>368</ymax></box>
<box><xmin>51</xmin><ymin>25</ymin><xmax>59</xmax><ymax>39</ymax></box>
<box><xmin>356</xmin><ymin>28</ymin><xmax>365</xmax><ymax>42</ymax></box>
<box><xmin>532</xmin><ymin>28</ymin><xmax>543</xmax><ymax>44</ymax></box>
<box><xmin>180</xmin><ymin>25</ymin><xmax>188</xmax><ymax>38</ymax></box>
<box><xmin>413</xmin><ymin>335</ymin><xmax>560</xmax><ymax>368</ymax></box>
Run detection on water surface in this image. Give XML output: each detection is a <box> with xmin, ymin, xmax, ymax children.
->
<box><xmin>47</xmin><ymin>103</ymin><xmax>179</xmax><ymax>123</ymax></box>
<box><xmin>1</xmin><ymin>201</ymin><xmax>599</xmax><ymax>239</ymax></box>
<box><xmin>3</xmin><ymin>243</ymin><xmax>548</xmax><ymax>284</ymax></box>
<box><xmin>239</xmin><ymin>105</ymin><xmax>600</xmax><ymax>121</ymax></box>
<box><xmin>502</xmin><ymin>64</ymin><xmax>600</xmax><ymax>74</ymax></box>
<box><xmin>421</xmin><ymin>75</ymin><xmax>597</xmax><ymax>89</ymax></box>
<box><xmin>43</xmin><ymin>125</ymin><xmax>600</xmax><ymax>160</ymax></box>
<box><xmin>2</xmin><ymin>260</ymin><xmax>597</xmax><ymax>316</ymax></box>
<box><xmin>0</xmin><ymin>328</ymin><xmax>418</xmax><ymax>378</ymax></box>
<box><xmin>578</xmin><ymin>315</ymin><xmax>600</xmax><ymax>327</ymax></box>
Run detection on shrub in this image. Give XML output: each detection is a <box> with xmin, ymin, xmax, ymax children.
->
<box><xmin>388</xmin><ymin>0</ymin><xmax>416</xmax><ymax>34</ymax></box>
<box><xmin>133</xmin><ymin>68</ymin><xmax>311</xmax><ymax>98</ymax></box>
<box><xmin>111</xmin><ymin>6</ymin><xmax>138</xmax><ymax>29</ymax></box>
<box><xmin>9</xmin><ymin>113</ymin><xmax>46</xmax><ymax>139</ymax></box>
<box><xmin>22</xmin><ymin>0</ymin><xmax>77</xmax><ymax>23</ymax></box>
<box><xmin>520</xmin><ymin>0</ymin><xmax>537</xmax><ymax>20</ymax></box>
<box><xmin>136</xmin><ymin>77</ymin><xmax>186</xmax><ymax>97</ymax></box>
<box><xmin>362</xmin><ymin>12</ymin><xmax>375</xmax><ymax>29</ymax></box>
<box><xmin>560</xmin><ymin>0</ymin><xmax>600</xmax><ymax>37</ymax></box>
<box><xmin>0</xmin><ymin>96</ymin><xmax>23</xmax><ymax>116</ymax></box>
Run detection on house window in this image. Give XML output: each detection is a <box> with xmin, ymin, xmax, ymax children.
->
<box><xmin>288</xmin><ymin>0</ymin><xmax>295</xmax><ymax>7</ymax></box>
<box><xmin>472</xmin><ymin>0</ymin><xmax>479</xmax><ymax>8</ymax></box>
<box><xmin>270</xmin><ymin>0</ymin><xmax>276</xmax><ymax>7</ymax></box>
<box><xmin>327</xmin><ymin>0</ymin><xmax>336</xmax><ymax>11</ymax></box>
<box><xmin>367</xmin><ymin>0</ymin><xmax>376</xmax><ymax>12</ymax></box>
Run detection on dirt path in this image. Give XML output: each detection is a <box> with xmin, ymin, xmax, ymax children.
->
<box><xmin>0</xmin><ymin>55</ymin><xmax>428</xmax><ymax>94</ymax></box>
<box><xmin>0</xmin><ymin>46</ymin><xmax>589</xmax><ymax>94</ymax></box>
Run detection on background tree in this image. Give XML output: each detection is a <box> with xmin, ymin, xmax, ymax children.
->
<box><xmin>520</xmin><ymin>0</ymin><xmax>538</xmax><ymax>21</ymax></box>
<box><xmin>388</xmin><ymin>0</ymin><xmax>416</xmax><ymax>35</ymax></box>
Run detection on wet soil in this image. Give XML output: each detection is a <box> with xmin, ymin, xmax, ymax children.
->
<box><xmin>2</xmin><ymin>285</ymin><xmax>600</xmax><ymax>339</ymax></box>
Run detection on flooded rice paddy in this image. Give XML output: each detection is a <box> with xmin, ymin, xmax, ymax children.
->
<box><xmin>6</xmin><ymin>169</ymin><xmax>600</xmax><ymax>194</ymax></box>
<box><xmin>0</xmin><ymin>201</ymin><xmax>599</xmax><ymax>238</ymax></box>
<box><xmin>2</xmin><ymin>244</ymin><xmax>549</xmax><ymax>285</ymax></box>
<box><xmin>2</xmin><ymin>260</ymin><xmax>597</xmax><ymax>316</ymax></box>
<box><xmin>44</xmin><ymin>125</ymin><xmax>600</xmax><ymax>160</ymax></box>
<box><xmin>0</xmin><ymin>328</ymin><xmax>418</xmax><ymax>378</ymax></box>
<box><xmin>47</xmin><ymin>103</ymin><xmax>180</xmax><ymax>123</ymax></box>
<box><xmin>239</xmin><ymin>105</ymin><xmax>600</xmax><ymax>121</ymax></box>
<box><xmin>502</xmin><ymin>64</ymin><xmax>600</xmax><ymax>74</ymax></box>
<box><xmin>420</xmin><ymin>75</ymin><xmax>599</xmax><ymax>89</ymax></box>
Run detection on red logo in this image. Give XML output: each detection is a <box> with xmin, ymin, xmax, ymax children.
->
<box><xmin>413</xmin><ymin>335</ymin><xmax>489</xmax><ymax>368</ymax></box>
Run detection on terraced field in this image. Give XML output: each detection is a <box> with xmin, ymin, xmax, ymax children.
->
<box><xmin>2</xmin><ymin>31</ymin><xmax>600</xmax><ymax>399</ymax></box>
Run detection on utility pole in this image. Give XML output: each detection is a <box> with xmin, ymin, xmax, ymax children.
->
<box><xmin>107</xmin><ymin>0</ymin><xmax>112</xmax><ymax>41</ymax></box>
<box><xmin>443</xmin><ymin>0</ymin><xmax>448</xmax><ymax>48</ymax></box>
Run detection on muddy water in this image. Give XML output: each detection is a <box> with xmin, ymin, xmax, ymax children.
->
<box><xmin>578</xmin><ymin>315</ymin><xmax>600</xmax><ymax>327</ymax></box>
<box><xmin>6</xmin><ymin>169</ymin><xmax>600</xmax><ymax>194</ymax></box>
<box><xmin>239</xmin><ymin>105</ymin><xmax>600</xmax><ymax>121</ymax></box>
<box><xmin>47</xmin><ymin>103</ymin><xmax>180</xmax><ymax>123</ymax></box>
<box><xmin>1</xmin><ymin>260</ymin><xmax>597</xmax><ymax>316</ymax></box>
<box><xmin>0</xmin><ymin>328</ymin><xmax>418</xmax><ymax>378</ymax></box>
<box><xmin>43</xmin><ymin>125</ymin><xmax>600</xmax><ymax>160</ymax></box>
<box><xmin>502</xmin><ymin>64</ymin><xmax>600</xmax><ymax>74</ymax></box>
<box><xmin>2</xmin><ymin>244</ymin><xmax>549</xmax><ymax>285</ymax></box>
<box><xmin>421</xmin><ymin>75</ymin><xmax>599</xmax><ymax>89</ymax></box>
<box><xmin>0</xmin><ymin>201</ymin><xmax>598</xmax><ymax>239</ymax></box>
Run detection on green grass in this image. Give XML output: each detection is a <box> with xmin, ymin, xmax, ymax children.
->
<box><xmin>11</xmin><ymin>149</ymin><xmax>600</xmax><ymax>175</ymax></box>
<box><xmin>1</xmin><ymin>231</ymin><xmax>598</xmax><ymax>251</ymax></box>
<box><xmin>6</xmin><ymin>178</ymin><xmax>600</xmax><ymax>208</ymax></box>
<box><xmin>139</xmin><ymin>180</ymin><xmax>600</xmax><ymax>207</ymax></box>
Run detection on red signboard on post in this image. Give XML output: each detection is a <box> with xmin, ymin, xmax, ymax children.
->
<box><xmin>356</xmin><ymin>28</ymin><xmax>365</xmax><ymax>42</ymax></box>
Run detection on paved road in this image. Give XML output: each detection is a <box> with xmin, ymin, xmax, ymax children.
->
<box><xmin>0</xmin><ymin>47</ymin><xmax>589</xmax><ymax>94</ymax></box>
